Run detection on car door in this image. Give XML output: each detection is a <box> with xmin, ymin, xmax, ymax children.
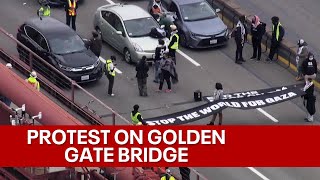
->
<box><xmin>100</xmin><ymin>10</ymin><xmax>116</xmax><ymax>46</ymax></box>
<box><xmin>112</xmin><ymin>15</ymin><xmax>127</xmax><ymax>51</ymax></box>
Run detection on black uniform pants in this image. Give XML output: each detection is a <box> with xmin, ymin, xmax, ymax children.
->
<box><xmin>159</xmin><ymin>70</ymin><xmax>171</xmax><ymax>90</ymax></box>
<box><xmin>268</xmin><ymin>41</ymin><xmax>280</xmax><ymax>60</ymax></box>
<box><xmin>107</xmin><ymin>75</ymin><xmax>114</xmax><ymax>95</ymax></box>
<box><xmin>252</xmin><ymin>38</ymin><xmax>262</xmax><ymax>60</ymax></box>
<box><xmin>66</xmin><ymin>14</ymin><xmax>76</xmax><ymax>31</ymax></box>
<box><xmin>235</xmin><ymin>41</ymin><xmax>244</xmax><ymax>62</ymax></box>
<box><xmin>179</xmin><ymin>167</ymin><xmax>190</xmax><ymax>180</ymax></box>
<box><xmin>169</xmin><ymin>49</ymin><xmax>176</xmax><ymax>64</ymax></box>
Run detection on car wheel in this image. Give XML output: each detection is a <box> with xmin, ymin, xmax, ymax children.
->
<box><xmin>123</xmin><ymin>48</ymin><xmax>132</xmax><ymax>64</ymax></box>
<box><xmin>180</xmin><ymin>33</ymin><xmax>188</xmax><ymax>47</ymax></box>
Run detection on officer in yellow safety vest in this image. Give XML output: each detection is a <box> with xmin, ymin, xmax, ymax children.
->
<box><xmin>161</xmin><ymin>169</ymin><xmax>176</xmax><ymax>180</ymax></box>
<box><xmin>168</xmin><ymin>25</ymin><xmax>179</xmax><ymax>65</ymax></box>
<box><xmin>131</xmin><ymin>104</ymin><xmax>145</xmax><ymax>125</ymax></box>
<box><xmin>25</xmin><ymin>71</ymin><xmax>40</xmax><ymax>91</ymax></box>
<box><xmin>65</xmin><ymin>0</ymin><xmax>78</xmax><ymax>31</ymax></box>
<box><xmin>106</xmin><ymin>56</ymin><xmax>116</xmax><ymax>96</ymax></box>
<box><xmin>37</xmin><ymin>1</ymin><xmax>51</xmax><ymax>17</ymax></box>
<box><xmin>266</xmin><ymin>16</ymin><xmax>285</xmax><ymax>62</ymax></box>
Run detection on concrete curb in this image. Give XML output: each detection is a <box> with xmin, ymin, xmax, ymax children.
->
<box><xmin>208</xmin><ymin>0</ymin><xmax>320</xmax><ymax>89</ymax></box>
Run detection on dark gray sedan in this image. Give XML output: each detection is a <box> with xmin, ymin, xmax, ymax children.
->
<box><xmin>149</xmin><ymin>0</ymin><xmax>229</xmax><ymax>48</ymax></box>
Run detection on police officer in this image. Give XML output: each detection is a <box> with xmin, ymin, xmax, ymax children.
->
<box><xmin>161</xmin><ymin>169</ymin><xmax>176</xmax><ymax>180</ymax></box>
<box><xmin>25</xmin><ymin>71</ymin><xmax>40</xmax><ymax>91</ymax></box>
<box><xmin>131</xmin><ymin>104</ymin><xmax>145</xmax><ymax>125</ymax></box>
<box><xmin>65</xmin><ymin>0</ymin><xmax>78</xmax><ymax>31</ymax></box>
<box><xmin>106</xmin><ymin>56</ymin><xmax>116</xmax><ymax>96</ymax></box>
<box><xmin>168</xmin><ymin>25</ymin><xmax>179</xmax><ymax>65</ymax></box>
<box><xmin>266</xmin><ymin>16</ymin><xmax>285</xmax><ymax>62</ymax></box>
<box><xmin>37</xmin><ymin>1</ymin><xmax>51</xmax><ymax>17</ymax></box>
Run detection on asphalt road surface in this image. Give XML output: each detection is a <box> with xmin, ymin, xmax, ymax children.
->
<box><xmin>233</xmin><ymin>0</ymin><xmax>320</xmax><ymax>57</ymax></box>
<box><xmin>1</xmin><ymin>0</ymin><xmax>320</xmax><ymax>179</ymax></box>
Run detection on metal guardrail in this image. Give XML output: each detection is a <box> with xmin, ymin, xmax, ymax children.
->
<box><xmin>0</xmin><ymin>27</ymin><xmax>131</xmax><ymax>126</ymax></box>
<box><xmin>0</xmin><ymin>26</ymin><xmax>210</xmax><ymax>180</ymax></box>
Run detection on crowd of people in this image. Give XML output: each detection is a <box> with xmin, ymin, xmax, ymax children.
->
<box><xmin>231</xmin><ymin>14</ymin><xmax>317</xmax><ymax>122</ymax></box>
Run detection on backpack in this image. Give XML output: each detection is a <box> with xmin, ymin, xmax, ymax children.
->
<box><xmin>150</xmin><ymin>27</ymin><xmax>166</xmax><ymax>38</ymax></box>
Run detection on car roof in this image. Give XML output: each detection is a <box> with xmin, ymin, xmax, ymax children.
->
<box><xmin>101</xmin><ymin>4</ymin><xmax>151</xmax><ymax>21</ymax></box>
<box><xmin>24</xmin><ymin>17</ymin><xmax>76</xmax><ymax>38</ymax></box>
<box><xmin>172</xmin><ymin>0</ymin><xmax>205</xmax><ymax>6</ymax></box>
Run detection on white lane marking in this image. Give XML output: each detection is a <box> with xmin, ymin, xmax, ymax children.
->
<box><xmin>247</xmin><ymin>167</ymin><xmax>270</xmax><ymax>180</ymax></box>
<box><xmin>99</xmin><ymin>57</ymin><xmax>122</xmax><ymax>74</ymax></box>
<box><xmin>257</xmin><ymin>108</ymin><xmax>279</xmax><ymax>123</ymax></box>
<box><xmin>177</xmin><ymin>50</ymin><xmax>201</xmax><ymax>67</ymax></box>
<box><xmin>104</xmin><ymin>0</ymin><xmax>201</xmax><ymax>67</ymax></box>
<box><xmin>103</xmin><ymin>0</ymin><xmax>272</xmax><ymax>180</ymax></box>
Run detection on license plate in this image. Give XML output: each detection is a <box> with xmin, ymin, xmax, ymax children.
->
<box><xmin>81</xmin><ymin>75</ymin><xmax>89</xmax><ymax>81</ymax></box>
<box><xmin>210</xmin><ymin>39</ymin><xmax>217</xmax><ymax>44</ymax></box>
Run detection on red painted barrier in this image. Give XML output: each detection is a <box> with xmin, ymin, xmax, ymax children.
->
<box><xmin>0</xmin><ymin>63</ymin><xmax>81</xmax><ymax>125</ymax></box>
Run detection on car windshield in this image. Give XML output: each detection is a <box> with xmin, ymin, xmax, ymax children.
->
<box><xmin>49</xmin><ymin>34</ymin><xmax>86</xmax><ymax>55</ymax></box>
<box><xmin>180</xmin><ymin>2</ymin><xmax>217</xmax><ymax>21</ymax></box>
<box><xmin>124</xmin><ymin>17</ymin><xmax>159</xmax><ymax>37</ymax></box>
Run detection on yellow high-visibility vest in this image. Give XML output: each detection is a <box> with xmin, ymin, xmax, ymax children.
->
<box><xmin>161</xmin><ymin>176</ymin><xmax>175</xmax><ymax>180</ymax></box>
<box><xmin>169</xmin><ymin>34</ymin><xmax>179</xmax><ymax>50</ymax></box>
<box><xmin>68</xmin><ymin>0</ymin><xmax>76</xmax><ymax>16</ymax></box>
<box><xmin>27</xmin><ymin>76</ymin><xmax>40</xmax><ymax>91</ymax></box>
<box><xmin>131</xmin><ymin>112</ymin><xmax>141</xmax><ymax>125</ymax></box>
<box><xmin>272</xmin><ymin>22</ymin><xmax>282</xmax><ymax>41</ymax></box>
<box><xmin>106</xmin><ymin>59</ymin><xmax>116</xmax><ymax>77</ymax></box>
<box><xmin>39</xmin><ymin>6</ymin><xmax>51</xmax><ymax>16</ymax></box>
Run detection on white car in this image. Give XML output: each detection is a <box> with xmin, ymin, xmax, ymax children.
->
<box><xmin>93</xmin><ymin>4</ymin><xmax>169</xmax><ymax>63</ymax></box>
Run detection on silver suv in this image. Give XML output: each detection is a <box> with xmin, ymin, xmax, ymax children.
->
<box><xmin>93</xmin><ymin>4</ymin><xmax>169</xmax><ymax>63</ymax></box>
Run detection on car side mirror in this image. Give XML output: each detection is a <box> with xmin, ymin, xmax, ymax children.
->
<box><xmin>215</xmin><ymin>8</ymin><xmax>221</xmax><ymax>13</ymax></box>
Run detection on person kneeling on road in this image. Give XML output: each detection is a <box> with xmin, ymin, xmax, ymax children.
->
<box><xmin>301</xmin><ymin>52</ymin><xmax>317</xmax><ymax>83</ymax></box>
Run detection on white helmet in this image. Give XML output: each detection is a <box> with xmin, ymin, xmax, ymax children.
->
<box><xmin>170</xmin><ymin>25</ymin><xmax>177</xmax><ymax>31</ymax></box>
<box><xmin>6</xmin><ymin>63</ymin><xmax>12</xmax><ymax>69</ymax></box>
<box><xmin>31</xmin><ymin>71</ymin><xmax>37</xmax><ymax>78</ymax></box>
